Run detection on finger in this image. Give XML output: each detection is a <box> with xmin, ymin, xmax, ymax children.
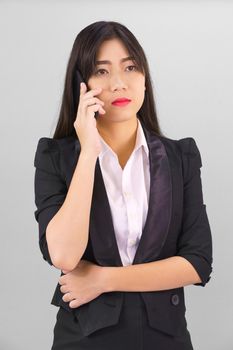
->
<box><xmin>58</xmin><ymin>276</ymin><xmax>66</xmax><ymax>285</ymax></box>
<box><xmin>82</xmin><ymin>86</ymin><xmax>102</xmax><ymax>99</ymax></box>
<box><xmin>60</xmin><ymin>285</ymin><xmax>70</xmax><ymax>293</ymax></box>
<box><xmin>69</xmin><ymin>299</ymin><xmax>81</xmax><ymax>308</ymax></box>
<box><xmin>82</xmin><ymin>96</ymin><xmax>105</xmax><ymax>106</ymax></box>
<box><xmin>62</xmin><ymin>292</ymin><xmax>74</xmax><ymax>302</ymax></box>
<box><xmin>99</xmin><ymin>106</ymin><xmax>106</xmax><ymax>114</ymax></box>
<box><xmin>82</xmin><ymin>97</ymin><xmax>104</xmax><ymax>107</ymax></box>
<box><xmin>87</xmin><ymin>103</ymin><xmax>105</xmax><ymax>115</ymax></box>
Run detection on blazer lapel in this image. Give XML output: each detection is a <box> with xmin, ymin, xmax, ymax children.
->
<box><xmin>64</xmin><ymin>121</ymin><xmax>172</xmax><ymax>268</ymax></box>
<box><xmin>133</xmin><ymin>123</ymin><xmax>173</xmax><ymax>264</ymax></box>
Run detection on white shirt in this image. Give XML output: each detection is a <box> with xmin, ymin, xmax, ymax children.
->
<box><xmin>98</xmin><ymin>118</ymin><xmax>150</xmax><ymax>266</ymax></box>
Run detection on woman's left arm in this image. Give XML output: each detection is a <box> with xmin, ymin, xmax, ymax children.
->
<box><xmin>103</xmin><ymin>256</ymin><xmax>202</xmax><ymax>292</ymax></box>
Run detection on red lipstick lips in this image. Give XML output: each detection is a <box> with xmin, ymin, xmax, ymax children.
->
<box><xmin>111</xmin><ymin>97</ymin><xmax>131</xmax><ymax>107</ymax></box>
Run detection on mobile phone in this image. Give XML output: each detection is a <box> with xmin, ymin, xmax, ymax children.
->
<box><xmin>73</xmin><ymin>68</ymin><xmax>99</xmax><ymax>119</ymax></box>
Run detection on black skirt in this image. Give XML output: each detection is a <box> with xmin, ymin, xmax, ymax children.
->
<box><xmin>51</xmin><ymin>292</ymin><xmax>194</xmax><ymax>350</ymax></box>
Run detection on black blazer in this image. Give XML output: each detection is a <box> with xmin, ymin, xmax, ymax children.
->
<box><xmin>34</xmin><ymin>120</ymin><xmax>213</xmax><ymax>338</ymax></box>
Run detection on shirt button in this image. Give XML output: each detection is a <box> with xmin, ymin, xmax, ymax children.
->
<box><xmin>123</xmin><ymin>191</ymin><xmax>131</xmax><ymax>197</ymax></box>
<box><xmin>128</xmin><ymin>239</ymin><xmax>136</xmax><ymax>246</ymax></box>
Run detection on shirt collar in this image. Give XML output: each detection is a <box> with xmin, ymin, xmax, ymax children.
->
<box><xmin>98</xmin><ymin>118</ymin><xmax>149</xmax><ymax>161</ymax></box>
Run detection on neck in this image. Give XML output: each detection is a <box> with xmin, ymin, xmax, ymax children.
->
<box><xmin>96</xmin><ymin>117</ymin><xmax>138</xmax><ymax>155</ymax></box>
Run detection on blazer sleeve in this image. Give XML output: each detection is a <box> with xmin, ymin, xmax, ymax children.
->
<box><xmin>176</xmin><ymin>137</ymin><xmax>213</xmax><ymax>287</ymax></box>
<box><xmin>33</xmin><ymin>137</ymin><xmax>67</xmax><ymax>266</ymax></box>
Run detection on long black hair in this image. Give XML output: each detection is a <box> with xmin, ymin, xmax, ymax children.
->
<box><xmin>53</xmin><ymin>20</ymin><xmax>165</xmax><ymax>139</ymax></box>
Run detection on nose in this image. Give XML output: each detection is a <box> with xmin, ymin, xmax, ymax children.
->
<box><xmin>110</xmin><ymin>74</ymin><xmax>127</xmax><ymax>91</ymax></box>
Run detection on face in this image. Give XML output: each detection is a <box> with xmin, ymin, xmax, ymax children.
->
<box><xmin>87</xmin><ymin>38</ymin><xmax>146</xmax><ymax>124</ymax></box>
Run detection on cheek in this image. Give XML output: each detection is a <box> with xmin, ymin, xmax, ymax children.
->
<box><xmin>86</xmin><ymin>77</ymin><xmax>99</xmax><ymax>90</ymax></box>
<box><xmin>135</xmin><ymin>88</ymin><xmax>145</xmax><ymax>104</ymax></box>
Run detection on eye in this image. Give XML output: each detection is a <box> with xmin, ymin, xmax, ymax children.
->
<box><xmin>94</xmin><ymin>69</ymin><xmax>107</xmax><ymax>76</ymax></box>
<box><xmin>94</xmin><ymin>65</ymin><xmax>138</xmax><ymax>76</ymax></box>
<box><xmin>126</xmin><ymin>65</ymin><xmax>138</xmax><ymax>72</ymax></box>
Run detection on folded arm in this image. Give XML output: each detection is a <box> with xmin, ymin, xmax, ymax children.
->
<box><xmin>104</xmin><ymin>256</ymin><xmax>202</xmax><ymax>292</ymax></box>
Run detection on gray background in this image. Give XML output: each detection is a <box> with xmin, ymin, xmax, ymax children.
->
<box><xmin>1</xmin><ymin>0</ymin><xmax>232</xmax><ymax>349</ymax></box>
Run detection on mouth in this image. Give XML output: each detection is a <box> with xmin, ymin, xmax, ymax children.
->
<box><xmin>111</xmin><ymin>98</ymin><xmax>132</xmax><ymax>107</ymax></box>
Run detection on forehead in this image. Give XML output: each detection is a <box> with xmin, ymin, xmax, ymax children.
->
<box><xmin>95</xmin><ymin>38</ymin><xmax>132</xmax><ymax>61</ymax></box>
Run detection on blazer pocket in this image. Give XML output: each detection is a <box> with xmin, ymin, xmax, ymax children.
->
<box><xmin>141</xmin><ymin>287</ymin><xmax>188</xmax><ymax>337</ymax></box>
<box><xmin>74</xmin><ymin>292</ymin><xmax>124</xmax><ymax>337</ymax></box>
<box><xmin>51</xmin><ymin>283</ymin><xmax>125</xmax><ymax>337</ymax></box>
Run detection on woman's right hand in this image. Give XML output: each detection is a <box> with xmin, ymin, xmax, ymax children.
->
<box><xmin>73</xmin><ymin>82</ymin><xmax>105</xmax><ymax>157</ymax></box>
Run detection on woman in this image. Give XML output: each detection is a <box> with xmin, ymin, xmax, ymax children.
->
<box><xmin>34</xmin><ymin>21</ymin><xmax>213</xmax><ymax>350</ymax></box>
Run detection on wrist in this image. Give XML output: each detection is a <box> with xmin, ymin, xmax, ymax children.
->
<box><xmin>101</xmin><ymin>266</ymin><xmax>116</xmax><ymax>293</ymax></box>
<box><xmin>80</xmin><ymin>149</ymin><xmax>99</xmax><ymax>160</ymax></box>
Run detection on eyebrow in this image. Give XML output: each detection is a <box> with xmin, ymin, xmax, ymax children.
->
<box><xmin>95</xmin><ymin>56</ymin><xmax>135</xmax><ymax>65</ymax></box>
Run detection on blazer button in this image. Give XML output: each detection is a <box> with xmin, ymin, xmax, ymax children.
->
<box><xmin>171</xmin><ymin>294</ymin><xmax>179</xmax><ymax>306</ymax></box>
